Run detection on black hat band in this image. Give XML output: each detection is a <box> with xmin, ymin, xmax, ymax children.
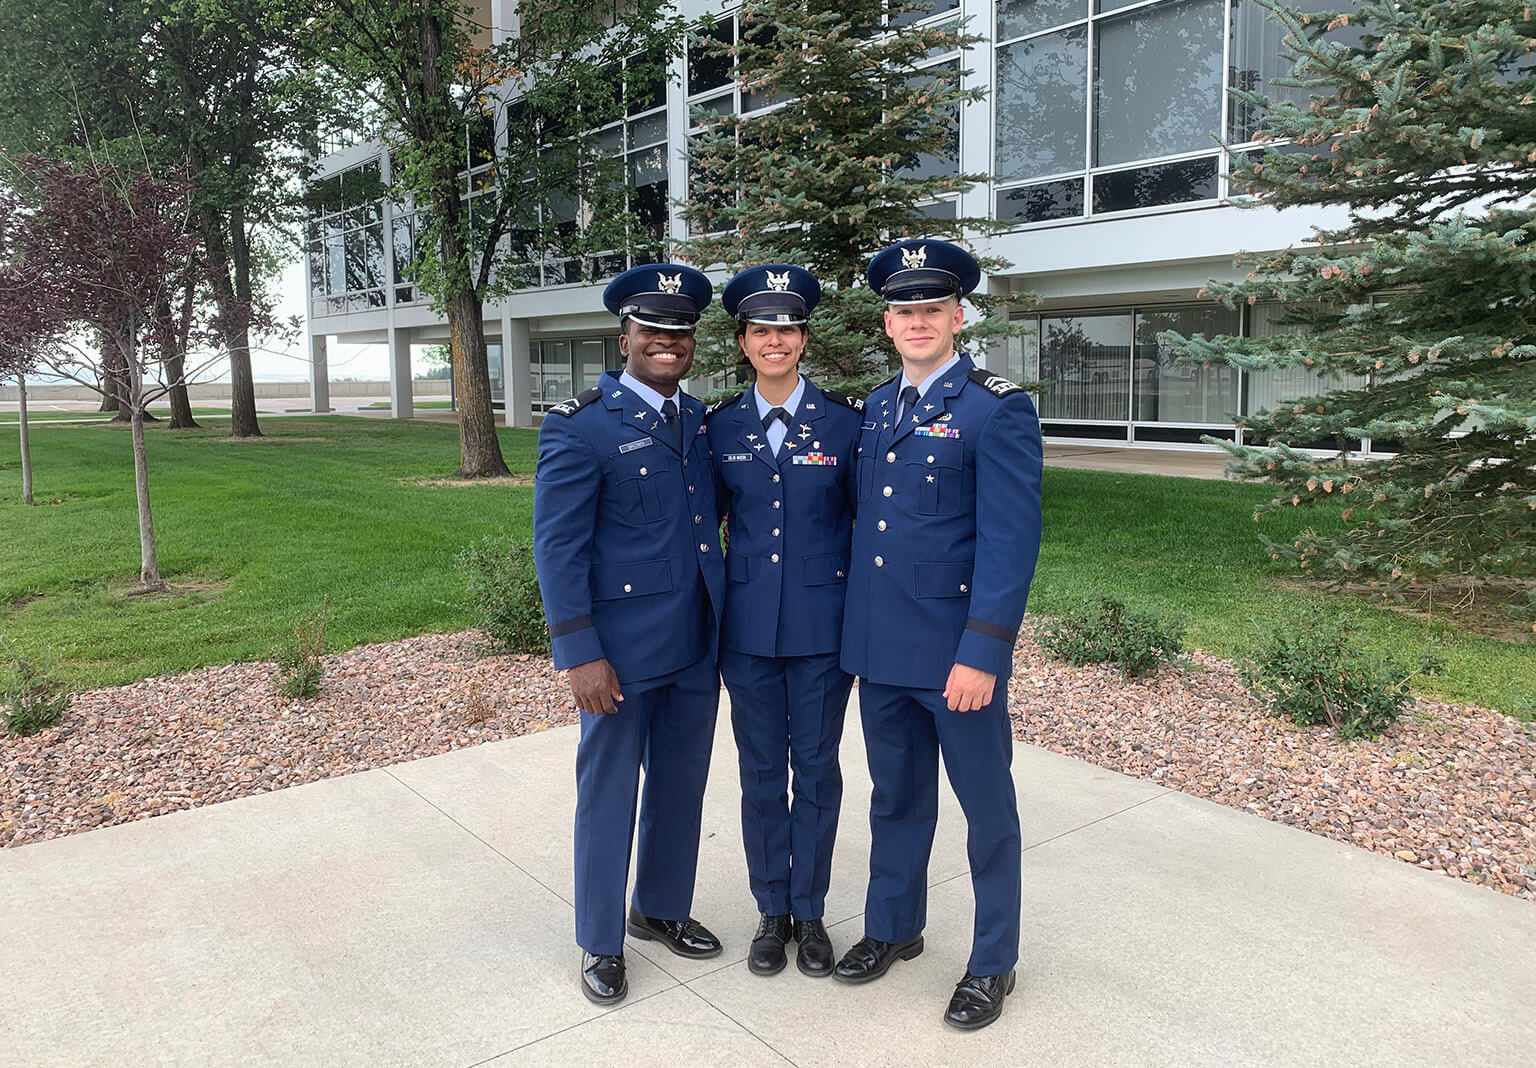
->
<box><xmin>735</xmin><ymin>289</ymin><xmax>809</xmax><ymax>325</ymax></box>
<box><xmin>881</xmin><ymin>267</ymin><xmax>963</xmax><ymax>303</ymax></box>
<box><xmin>618</xmin><ymin>290</ymin><xmax>701</xmax><ymax>327</ymax></box>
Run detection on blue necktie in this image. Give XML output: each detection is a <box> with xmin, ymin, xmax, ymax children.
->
<box><xmin>897</xmin><ymin>385</ymin><xmax>920</xmax><ymax>424</ymax></box>
<box><xmin>661</xmin><ymin>398</ymin><xmax>682</xmax><ymax>448</ymax></box>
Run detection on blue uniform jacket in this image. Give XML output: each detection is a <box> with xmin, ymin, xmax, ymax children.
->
<box><xmin>707</xmin><ymin>378</ymin><xmax>862</xmax><ymax>658</ymax></box>
<box><xmin>840</xmin><ymin>356</ymin><xmax>1043</xmax><ymax>688</ymax></box>
<box><xmin>534</xmin><ymin>370</ymin><xmax>726</xmax><ymax>685</ymax></box>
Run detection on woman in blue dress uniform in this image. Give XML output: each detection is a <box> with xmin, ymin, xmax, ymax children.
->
<box><xmin>705</xmin><ymin>264</ymin><xmax>864</xmax><ymax>978</ymax></box>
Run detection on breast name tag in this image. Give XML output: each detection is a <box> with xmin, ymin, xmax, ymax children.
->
<box><xmin>721</xmin><ymin>453</ymin><xmax>753</xmax><ymax>462</ymax></box>
<box><xmin>791</xmin><ymin>453</ymin><xmax>836</xmax><ymax>466</ymax></box>
<box><xmin>618</xmin><ymin>438</ymin><xmax>653</xmax><ymax>454</ymax></box>
<box><xmin>914</xmin><ymin>426</ymin><xmax>960</xmax><ymax>439</ymax></box>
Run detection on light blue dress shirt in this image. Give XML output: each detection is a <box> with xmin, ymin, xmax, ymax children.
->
<box><xmin>752</xmin><ymin>375</ymin><xmax>807</xmax><ymax>455</ymax></box>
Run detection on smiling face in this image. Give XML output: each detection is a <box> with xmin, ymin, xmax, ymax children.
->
<box><xmin>883</xmin><ymin>298</ymin><xmax>964</xmax><ymax>377</ymax></box>
<box><xmin>738</xmin><ymin>323</ymin><xmax>806</xmax><ymax>392</ymax></box>
<box><xmin>619</xmin><ymin>320</ymin><xmax>696</xmax><ymax>395</ymax></box>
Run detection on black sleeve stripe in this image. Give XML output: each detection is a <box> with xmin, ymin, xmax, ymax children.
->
<box><xmin>966</xmin><ymin>618</ymin><xmax>1018</xmax><ymax>643</ymax></box>
<box><xmin>548</xmin><ymin>615</ymin><xmax>595</xmax><ymax>638</ymax></box>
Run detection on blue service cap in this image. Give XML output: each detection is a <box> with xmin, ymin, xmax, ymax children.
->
<box><xmin>602</xmin><ymin>263</ymin><xmax>713</xmax><ymax>330</ymax></box>
<box><xmin>721</xmin><ymin>264</ymin><xmax>822</xmax><ymax>325</ymax></box>
<box><xmin>866</xmin><ymin>239</ymin><xmax>981</xmax><ymax>305</ymax></box>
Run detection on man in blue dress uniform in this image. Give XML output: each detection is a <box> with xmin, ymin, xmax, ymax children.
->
<box><xmin>834</xmin><ymin>239</ymin><xmax>1043</xmax><ymax>1031</ymax></box>
<box><xmin>533</xmin><ymin>263</ymin><xmax>727</xmax><ymax>1006</ymax></box>
<box><xmin>706</xmin><ymin>264</ymin><xmax>863</xmax><ymax>978</ymax></box>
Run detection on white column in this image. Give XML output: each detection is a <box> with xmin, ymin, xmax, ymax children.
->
<box><xmin>502</xmin><ymin>314</ymin><xmax>532</xmax><ymax>427</ymax></box>
<box><xmin>388</xmin><ymin>325</ymin><xmax>413</xmax><ymax>418</ymax></box>
<box><xmin>309</xmin><ymin>333</ymin><xmax>330</xmax><ymax>412</ymax></box>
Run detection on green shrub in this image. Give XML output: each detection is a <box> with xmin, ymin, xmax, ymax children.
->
<box><xmin>273</xmin><ymin>597</ymin><xmax>330</xmax><ymax>700</ymax></box>
<box><xmin>1037</xmin><ymin>597</ymin><xmax>1186</xmax><ymax>678</ymax></box>
<box><xmin>1241</xmin><ymin>607</ymin><xmax>1444</xmax><ymax>739</ymax></box>
<box><xmin>457</xmin><ymin>534</ymin><xmax>551</xmax><ymax>655</ymax></box>
<box><xmin>1</xmin><ymin>637</ymin><xmax>72</xmax><ymax>737</ymax></box>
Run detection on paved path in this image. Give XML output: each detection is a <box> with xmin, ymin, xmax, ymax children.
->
<box><xmin>3</xmin><ymin>692</ymin><xmax>1532</xmax><ymax>1067</ymax></box>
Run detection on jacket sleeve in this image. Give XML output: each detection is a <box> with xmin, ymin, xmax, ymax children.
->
<box><xmin>533</xmin><ymin>415</ymin><xmax>606</xmax><ymax>670</ymax></box>
<box><xmin>954</xmin><ymin>392</ymin><xmax>1043</xmax><ymax>677</ymax></box>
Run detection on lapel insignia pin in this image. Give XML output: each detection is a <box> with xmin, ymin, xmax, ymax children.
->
<box><xmin>611</xmin><ymin>390</ymin><xmax>622</xmax><ymax>397</ymax></box>
<box><xmin>943</xmin><ymin>382</ymin><xmax>954</xmax><ymax>388</ymax></box>
<box><xmin>633</xmin><ymin>412</ymin><xmax>645</xmax><ymax>420</ymax></box>
<box><xmin>754</xmin><ymin>442</ymin><xmax>765</xmax><ymax>451</ymax></box>
<box><xmin>813</xmin><ymin>440</ymin><xmax>820</xmax><ymax>449</ymax></box>
<box><xmin>805</xmin><ymin>402</ymin><xmax>816</xmax><ymax>410</ymax></box>
<box><xmin>923</xmin><ymin>403</ymin><xmax>934</xmax><ymax>411</ymax></box>
<box><xmin>925</xmin><ymin>474</ymin><xmax>935</xmax><ymax>483</ymax></box>
<box><xmin>747</xmin><ymin>432</ymin><xmax>758</xmax><ymax>441</ymax></box>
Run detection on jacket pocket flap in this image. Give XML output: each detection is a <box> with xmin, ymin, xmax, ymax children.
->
<box><xmin>804</xmin><ymin>552</ymin><xmax>849</xmax><ymax>586</ymax></box>
<box><xmin>914</xmin><ymin>562</ymin><xmax>972</xmax><ymax>598</ymax></box>
<box><xmin>592</xmin><ymin>559</ymin><xmax>674</xmax><ymax>600</ymax></box>
<box><xmin>727</xmin><ymin>551</ymin><xmax>751</xmax><ymax>582</ymax></box>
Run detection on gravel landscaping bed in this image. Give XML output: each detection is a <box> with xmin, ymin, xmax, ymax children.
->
<box><xmin>1008</xmin><ymin>641</ymin><xmax>1536</xmax><ymax>901</ymax></box>
<box><xmin>4</xmin><ymin>631</ymin><xmax>1532</xmax><ymax>903</ymax></box>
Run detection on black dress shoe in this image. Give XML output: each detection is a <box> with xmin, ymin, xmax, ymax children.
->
<box><xmin>625</xmin><ymin>907</ymin><xmax>723</xmax><ymax>959</ymax></box>
<box><xmin>943</xmin><ymin>970</ymin><xmax>1016</xmax><ymax>1030</ymax></box>
<box><xmin>793</xmin><ymin>918</ymin><xmax>834</xmax><ymax>978</ymax></box>
<box><xmin>831</xmin><ymin>934</ymin><xmax>924</xmax><ymax>984</ymax></box>
<box><xmin>748</xmin><ymin>913</ymin><xmax>791</xmax><ymax>975</ymax></box>
<box><xmin>580</xmin><ymin>951</ymin><xmax>627</xmax><ymax>1005</ymax></box>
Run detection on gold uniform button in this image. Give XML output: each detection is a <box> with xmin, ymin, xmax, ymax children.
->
<box><xmin>771</xmin><ymin>553</ymin><xmax>780</xmax><ymax>563</ymax></box>
<box><xmin>623</xmin><ymin>584</ymin><xmax>632</xmax><ymax>593</ymax></box>
<box><xmin>882</xmin><ymin>486</ymin><xmax>892</xmax><ymax>497</ymax></box>
<box><xmin>877</xmin><ymin>520</ymin><xmax>887</xmax><ymax>531</ymax></box>
<box><xmin>874</xmin><ymin>555</ymin><xmax>884</xmax><ymax>567</ymax></box>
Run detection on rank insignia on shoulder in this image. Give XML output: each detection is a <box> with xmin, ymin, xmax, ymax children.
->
<box><xmin>915</xmin><ymin>425</ymin><xmax>961</xmax><ymax>439</ymax></box>
<box><xmin>791</xmin><ymin>453</ymin><xmax>836</xmax><ymax>466</ymax></box>
<box><xmin>707</xmin><ymin>392</ymin><xmax>744</xmax><ymax>416</ymax></box>
<box><xmin>822</xmin><ymin>389</ymin><xmax>865</xmax><ymax>413</ymax></box>
<box><xmin>968</xmin><ymin>368</ymin><xmax>1024</xmax><ymax>398</ymax></box>
<box><xmin>548</xmin><ymin>386</ymin><xmax>601</xmax><ymax>417</ymax></box>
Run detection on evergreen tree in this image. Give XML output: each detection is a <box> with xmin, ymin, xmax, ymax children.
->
<box><xmin>1170</xmin><ymin>1</ymin><xmax>1536</xmax><ymax>621</ymax></box>
<box><xmin>679</xmin><ymin>0</ymin><xmax>1018</xmax><ymax>394</ymax></box>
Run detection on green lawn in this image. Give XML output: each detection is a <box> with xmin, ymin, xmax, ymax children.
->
<box><xmin>0</xmin><ymin>407</ymin><xmax>251</xmax><ymax>425</ymax></box>
<box><xmin>1</xmin><ymin>416</ymin><xmax>1531</xmax><ymax>713</ymax></box>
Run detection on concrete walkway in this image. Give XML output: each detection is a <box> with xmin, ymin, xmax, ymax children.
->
<box><xmin>4</xmin><ymin>696</ymin><xmax>1532</xmax><ymax>1068</ymax></box>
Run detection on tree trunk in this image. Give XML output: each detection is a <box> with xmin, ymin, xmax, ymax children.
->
<box><xmin>444</xmin><ymin>268</ymin><xmax>510</xmax><ymax>479</ymax></box>
<box><xmin>418</xmin><ymin>9</ymin><xmax>509</xmax><ymax>480</ymax></box>
<box><xmin>102</xmin><ymin>337</ymin><xmax>131</xmax><ymax>420</ymax></box>
<box><xmin>226</xmin><ymin>203</ymin><xmax>261</xmax><ymax>438</ymax></box>
<box><xmin>122</xmin><ymin>327</ymin><xmax>166</xmax><ymax>592</ymax></box>
<box><xmin>158</xmin><ymin>290</ymin><xmax>200</xmax><ymax>429</ymax></box>
<box><xmin>17</xmin><ymin>374</ymin><xmax>34</xmax><ymax>507</ymax></box>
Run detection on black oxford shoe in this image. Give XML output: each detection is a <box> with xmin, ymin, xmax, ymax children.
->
<box><xmin>831</xmin><ymin>934</ymin><xmax>924</xmax><ymax>984</ymax></box>
<box><xmin>943</xmin><ymin>970</ymin><xmax>1016</xmax><ymax>1030</ymax></box>
<box><xmin>748</xmin><ymin>913</ymin><xmax>792</xmax><ymax>975</ymax></box>
<box><xmin>793</xmin><ymin>918</ymin><xmax>834</xmax><ymax>978</ymax></box>
<box><xmin>625</xmin><ymin>907</ymin><xmax>723</xmax><ymax>959</ymax></box>
<box><xmin>580</xmin><ymin>952</ymin><xmax>627</xmax><ymax>1005</ymax></box>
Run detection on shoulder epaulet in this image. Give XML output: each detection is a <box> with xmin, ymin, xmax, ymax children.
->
<box><xmin>706</xmin><ymin>391</ymin><xmax>745</xmax><ymax>417</ymax></box>
<box><xmin>547</xmin><ymin>386</ymin><xmax>601</xmax><ymax>417</ymax></box>
<box><xmin>879</xmin><ymin>370</ymin><xmax>902</xmax><ymax>389</ymax></box>
<box><xmin>821</xmin><ymin>389</ymin><xmax>864</xmax><ymax>414</ymax></box>
<box><xmin>967</xmin><ymin>367</ymin><xmax>1025</xmax><ymax>398</ymax></box>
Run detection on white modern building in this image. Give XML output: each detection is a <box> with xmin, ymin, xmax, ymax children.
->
<box><xmin>306</xmin><ymin>0</ymin><xmax>1367</xmax><ymax>452</ymax></box>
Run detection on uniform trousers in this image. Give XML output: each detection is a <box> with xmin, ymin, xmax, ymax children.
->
<box><xmin>573</xmin><ymin>654</ymin><xmax>719</xmax><ymax>956</ymax></box>
<box><xmin>721</xmin><ymin>648</ymin><xmax>853</xmax><ymax>921</ymax></box>
<box><xmin>856</xmin><ymin>680</ymin><xmax>1021</xmax><ymax>976</ymax></box>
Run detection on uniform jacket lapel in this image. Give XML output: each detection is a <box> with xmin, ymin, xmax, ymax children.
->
<box><xmin>736</xmin><ymin>387</ymin><xmax>779</xmax><ymax>470</ymax></box>
<box><xmin>779</xmin><ymin>378</ymin><xmax>826</xmax><ymax>462</ymax></box>
<box><xmin>601</xmin><ymin>373</ymin><xmax>683</xmax><ymax>454</ymax></box>
<box><xmin>888</xmin><ymin>356</ymin><xmax>972</xmax><ymax>446</ymax></box>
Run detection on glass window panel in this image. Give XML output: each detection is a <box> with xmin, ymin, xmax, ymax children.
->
<box><xmin>575</xmin><ymin>339</ymin><xmax>607</xmax><ymax>394</ymax></box>
<box><xmin>627</xmin><ymin>111</ymin><xmax>668</xmax><ymax>149</ymax></box>
<box><xmin>891</xmin><ymin>0</ymin><xmax>960</xmax><ymax>30</ymax></box>
<box><xmin>391</xmin><ymin>216</ymin><xmax>413</xmax><ymax>285</ymax></box>
<box><xmin>364</xmin><ymin>222</ymin><xmax>385</xmax><ymax>288</ymax></box>
<box><xmin>996</xmin><ymin>177</ymin><xmax>1085</xmax><ymax>222</ymax></box>
<box><xmin>995</xmin><ymin>27</ymin><xmax>1088</xmax><ymax>182</ymax></box>
<box><xmin>1092</xmin><ymin>156</ymin><xmax>1217</xmax><ymax>212</ymax></box>
<box><xmin>1094</xmin><ymin>0</ymin><xmax>1225</xmax><ymax>166</ymax></box>
<box><xmin>1038</xmin><ymin>312</ymin><xmax>1132</xmax><ymax>421</ymax></box>
<box><xmin>997</xmin><ymin>0</ymin><xmax>1085</xmax><ymax>40</ymax></box>
<box><xmin>1095</xmin><ymin>0</ymin><xmax>1141</xmax><ymax>11</ymax></box>
<box><xmin>898</xmin><ymin>62</ymin><xmax>960</xmax><ymax>180</ymax></box>
<box><xmin>325</xmin><ymin>235</ymin><xmax>345</xmax><ymax>295</ymax></box>
<box><xmin>691</xmin><ymin>95</ymin><xmax>735</xmax><ymax>124</ymax></box>
<box><xmin>593</xmin><ymin>125</ymin><xmax>623</xmax><ymax>156</ymax></box>
<box><xmin>309</xmin><ymin>243</ymin><xmax>327</xmax><ymax>298</ymax></box>
<box><xmin>916</xmin><ymin>199</ymin><xmax>959</xmax><ymax>220</ymax></box>
<box><xmin>541</xmin><ymin>340</ymin><xmax>572</xmax><ymax>402</ymax></box>
<box><xmin>628</xmin><ymin>144</ymin><xmax>667</xmax><ymax>188</ymax></box>
<box><xmin>1002</xmin><ymin>317</ymin><xmax>1041</xmax><ymax>388</ymax></box>
<box><xmin>1243</xmin><ymin>302</ymin><xmax>1367</xmax><ymax>415</ymax></box>
<box><xmin>1229</xmin><ymin>1</ymin><xmax>1364</xmax><ymax>143</ymax></box>
<box><xmin>627</xmin><ymin>46</ymin><xmax>666</xmax><ymax>116</ymax></box>
<box><xmin>468</xmin><ymin>117</ymin><xmax>496</xmax><ymax>167</ymax></box>
<box><xmin>632</xmin><ymin>179</ymin><xmax>669</xmax><ymax>240</ymax></box>
<box><xmin>1132</xmin><ymin>305</ymin><xmax>1241</xmax><ymax>423</ymax></box>
<box><xmin>688</xmin><ymin>17</ymin><xmax>734</xmax><ymax>96</ymax></box>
